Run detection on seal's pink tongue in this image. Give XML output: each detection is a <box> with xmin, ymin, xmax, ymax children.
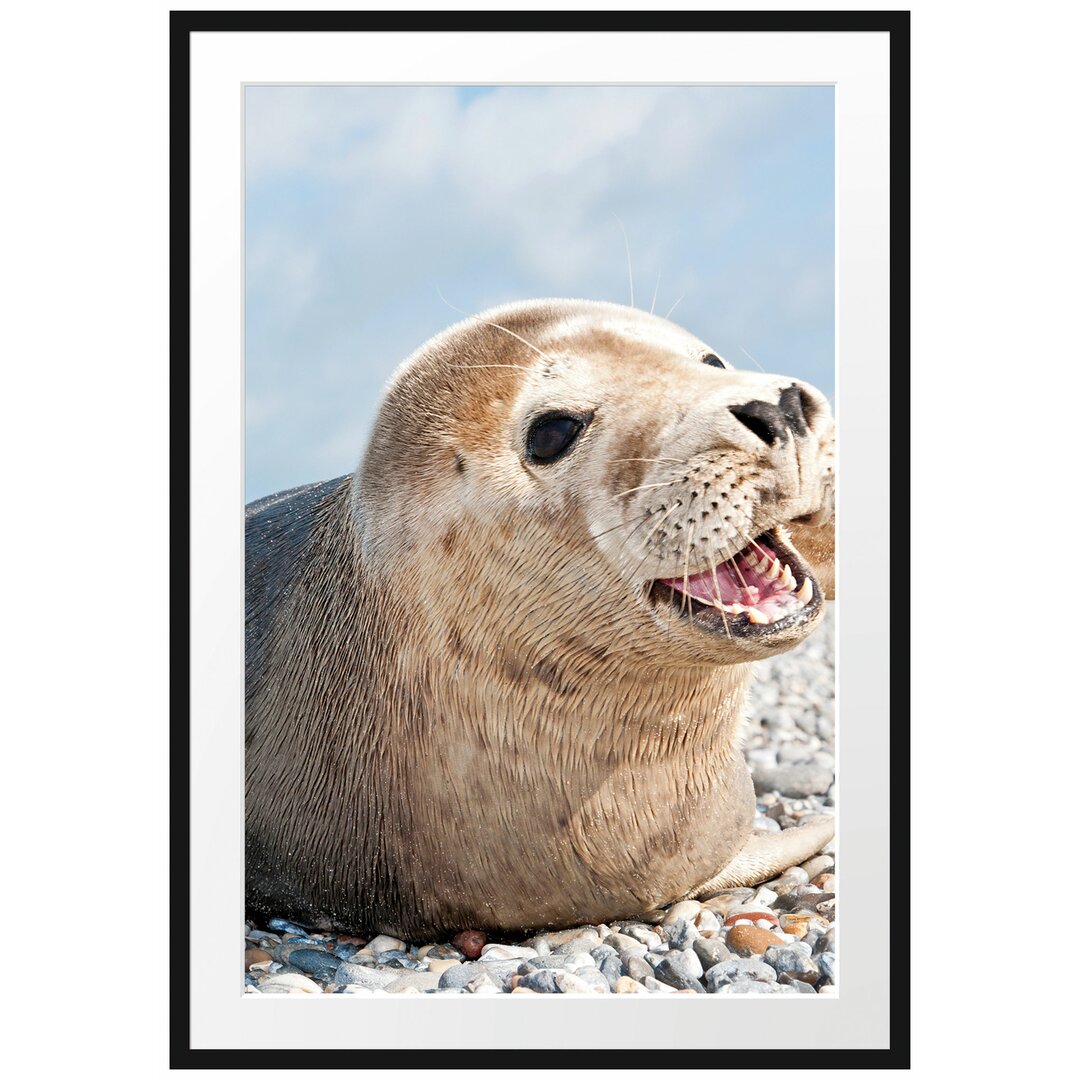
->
<box><xmin>660</xmin><ymin>538</ymin><xmax>813</xmax><ymax>624</ymax></box>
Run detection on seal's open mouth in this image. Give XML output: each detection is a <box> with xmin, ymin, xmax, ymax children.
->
<box><xmin>650</xmin><ymin>528</ymin><xmax>821</xmax><ymax>637</ymax></box>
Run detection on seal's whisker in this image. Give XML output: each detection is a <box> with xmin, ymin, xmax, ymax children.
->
<box><xmin>589</xmin><ymin>509</ymin><xmax>655</xmax><ymax>543</ymax></box>
<box><xmin>609</xmin><ymin>500</ymin><xmax>682</xmax><ymax>563</ymax></box>
<box><xmin>738</xmin><ymin>345</ymin><xmax>767</xmax><ymax>374</ymax></box>
<box><xmin>680</xmin><ymin>493</ymin><xmax>697</xmax><ymax>621</ymax></box>
<box><xmin>650</xmin><ymin>268</ymin><xmax>662</xmax><ymax>316</ymax></box>
<box><xmin>609</xmin><ymin>456</ymin><xmax>688</xmax><ymax>466</ymax></box>
<box><xmin>664</xmin><ymin>294</ymin><xmax>684</xmax><ymax>320</ymax></box>
<box><xmin>612</xmin><ymin>211</ymin><xmax>635</xmax><ymax>309</ymax></box>
<box><xmin>626</xmin><ymin>500</ymin><xmax>683</xmax><ymax>583</ymax></box>
<box><xmin>706</xmin><ymin>535</ymin><xmax>733</xmax><ymax>641</ymax></box>
<box><xmin>608</xmin><ymin>522</ymin><xmax>659</xmax><ymax>572</ymax></box>
<box><xmin>611</xmin><ymin>478</ymin><xmax>683</xmax><ymax>500</ymax></box>
<box><xmin>437</xmin><ymin>287</ymin><xmax>560</xmax><ymax>367</ymax></box>
<box><xmin>641</xmin><ymin>500</ymin><xmax>682</xmax><ymax>547</ymax></box>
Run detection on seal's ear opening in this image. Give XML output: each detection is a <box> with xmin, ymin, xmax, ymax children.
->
<box><xmin>786</xmin><ymin>519</ymin><xmax>835</xmax><ymax>600</ymax></box>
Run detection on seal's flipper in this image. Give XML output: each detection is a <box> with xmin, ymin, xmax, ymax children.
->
<box><xmin>685</xmin><ymin>816</ymin><xmax>835</xmax><ymax>898</ymax></box>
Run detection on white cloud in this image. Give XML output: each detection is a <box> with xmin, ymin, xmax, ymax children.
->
<box><xmin>244</xmin><ymin>85</ymin><xmax>834</xmax><ymax>498</ymax></box>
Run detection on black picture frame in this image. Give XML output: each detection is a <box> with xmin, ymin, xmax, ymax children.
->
<box><xmin>171</xmin><ymin>8</ymin><xmax>909</xmax><ymax>1069</ymax></box>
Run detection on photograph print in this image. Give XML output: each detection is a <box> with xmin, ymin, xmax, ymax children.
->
<box><xmin>243</xmin><ymin>82</ymin><xmax>838</xmax><ymax>998</ymax></box>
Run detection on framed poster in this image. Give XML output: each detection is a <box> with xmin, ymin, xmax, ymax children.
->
<box><xmin>173</xmin><ymin>9</ymin><xmax>909</xmax><ymax>1067</ymax></box>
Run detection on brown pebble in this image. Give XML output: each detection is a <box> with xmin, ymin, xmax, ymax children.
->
<box><xmin>779</xmin><ymin>915</ymin><xmax>811</xmax><ymax>939</ymax></box>
<box><xmin>725</xmin><ymin>925</ymin><xmax>785</xmax><ymax>956</ymax></box>
<box><xmin>452</xmin><ymin>929</ymin><xmax>487</xmax><ymax>960</ymax></box>
<box><xmin>812</xmin><ymin>872</ymin><xmax>836</xmax><ymax>891</ymax></box>
<box><xmin>724</xmin><ymin>910</ymin><xmax>779</xmax><ymax>928</ymax></box>
<box><xmin>244</xmin><ymin>948</ymin><xmax>272</xmax><ymax>969</ymax></box>
<box><xmin>335</xmin><ymin>934</ymin><xmax>367</xmax><ymax>946</ymax></box>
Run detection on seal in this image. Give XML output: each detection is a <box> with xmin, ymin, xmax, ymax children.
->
<box><xmin>246</xmin><ymin>298</ymin><xmax>836</xmax><ymax>939</ymax></box>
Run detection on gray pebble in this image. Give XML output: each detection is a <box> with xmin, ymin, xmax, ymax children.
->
<box><xmin>652</xmin><ymin>949</ymin><xmax>705</xmax><ymax>993</ymax></box>
<box><xmin>664</xmin><ymin>918</ymin><xmax>699</xmax><ymax>950</ymax></box>
<box><xmin>590</xmin><ymin>944</ymin><xmax>618</xmax><ymax>965</ymax></box>
<box><xmin>570</xmin><ymin>967</ymin><xmax>611</xmax><ymax>993</ymax></box>
<box><xmin>521</xmin><ymin>955</ymin><xmax>572</xmax><ymax>971</ymax></box>
<box><xmin>276</xmin><ymin>938</ymin><xmax>324</xmax><ymax>962</ymax></box>
<box><xmin>705</xmin><ymin>956</ymin><xmax>778</xmax><ymax>992</ymax></box>
<box><xmin>438</xmin><ymin>961</ymin><xmax>496</xmax><ymax>991</ymax></box>
<box><xmin>288</xmin><ymin>948</ymin><xmax>340</xmax><ymax>981</ymax></box>
<box><xmin>267</xmin><ymin>918</ymin><xmax>308</xmax><ymax>936</ymax></box>
<box><xmin>626</xmin><ymin>956</ymin><xmax>654</xmax><ymax>983</ymax></box>
<box><xmin>800</xmin><ymin>855</ymin><xmax>834</xmax><ymax>879</ymax></box>
<box><xmin>774</xmin><ymin>866</ymin><xmax>810</xmax><ymax>887</ymax></box>
<box><xmin>818</xmin><ymin>951</ymin><xmax>836</xmax><ymax>984</ymax></box>
<box><xmin>424</xmin><ymin>944</ymin><xmax>464</xmax><ymax>961</ymax></box>
<box><xmin>375</xmin><ymin>949</ymin><xmax>414</xmax><ymax>967</ymax></box>
<box><xmin>598</xmin><ymin>954</ymin><xmax>623</xmax><ymax>991</ymax></box>
<box><xmin>562</xmin><ymin>951</ymin><xmax>597</xmax><ymax>972</ymax></box>
<box><xmin>518</xmin><ymin>968</ymin><xmax>561</xmax><ymax>993</ymax></box>
<box><xmin>604</xmin><ymin>932</ymin><xmax>647</xmax><ymax>958</ymax></box>
<box><xmin>764</xmin><ymin>945</ymin><xmax>819</xmax><ymax>985</ymax></box>
<box><xmin>624</xmin><ymin>925</ymin><xmax>663</xmax><ymax>952</ymax></box>
<box><xmin>334</xmin><ymin>963</ymin><xmax>399</xmax><ymax>989</ymax></box>
<box><xmin>692</xmin><ymin>937</ymin><xmax>732</xmax><ymax>970</ymax></box>
<box><xmin>246</xmin><ymin>930</ymin><xmax>281</xmax><ymax>944</ymax></box>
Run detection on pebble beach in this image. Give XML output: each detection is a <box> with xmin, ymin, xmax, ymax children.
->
<box><xmin>244</xmin><ymin>605</ymin><xmax>836</xmax><ymax>996</ymax></box>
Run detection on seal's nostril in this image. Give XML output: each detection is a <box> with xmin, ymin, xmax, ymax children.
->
<box><xmin>729</xmin><ymin>400</ymin><xmax>788</xmax><ymax>446</ymax></box>
<box><xmin>778</xmin><ymin>385</ymin><xmax>809</xmax><ymax>437</ymax></box>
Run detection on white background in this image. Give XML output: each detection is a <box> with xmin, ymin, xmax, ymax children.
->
<box><xmin>2</xmin><ymin>0</ymin><xmax>1076</xmax><ymax>1077</ymax></box>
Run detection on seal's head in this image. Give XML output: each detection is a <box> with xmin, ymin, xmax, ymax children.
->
<box><xmin>356</xmin><ymin>298</ymin><xmax>834</xmax><ymax>675</ymax></box>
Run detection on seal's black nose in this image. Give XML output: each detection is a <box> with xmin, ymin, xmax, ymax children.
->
<box><xmin>730</xmin><ymin>385</ymin><xmax>813</xmax><ymax>446</ymax></box>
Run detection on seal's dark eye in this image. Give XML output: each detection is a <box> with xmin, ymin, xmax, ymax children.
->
<box><xmin>527</xmin><ymin>413</ymin><xmax>585</xmax><ymax>463</ymax></box>
<box><xmin>702</xmin><ymin>353</ymin><xmax>728</xmax><ymax>369</ymax></box>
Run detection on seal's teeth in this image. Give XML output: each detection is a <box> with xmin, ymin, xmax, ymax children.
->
<box><xmin>766</xmin><ymin>558</ymin><xmax>781</xmax><ymax>581</ymax></box>
<box><xmin>747</xmin><ymin>607</ymin><xmax>769</xmax><ymax>625</ymax></box>
<box><xmin>796</xmin><ymin>578</ymin><xmax>813</xmax><ymax>603</ymax></box>
<box><xmin>781</xmin><ymin>564</ymin><xmax>795</xmax><ymax>589</ymax></box>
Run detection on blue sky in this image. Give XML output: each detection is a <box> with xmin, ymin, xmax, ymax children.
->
<box><xmin>245</xmin><ymin>85</ymin><xmax>834</xmax><ymax>499</ymax></box>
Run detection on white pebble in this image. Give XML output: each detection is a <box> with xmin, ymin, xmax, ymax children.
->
<box><xmin>752</xmin><ymin>886</ymin><xmax>779</xmax><ymax>907</ymax></box>
<box><xmin>479</xmin><ymin>944</ymin><xmax>538</xmax><ymax>961</ymax></box>
<box><xmin>365</xmin><ymin>934</ymin><xmax>406</xmax><ymax>955</ymax></box>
